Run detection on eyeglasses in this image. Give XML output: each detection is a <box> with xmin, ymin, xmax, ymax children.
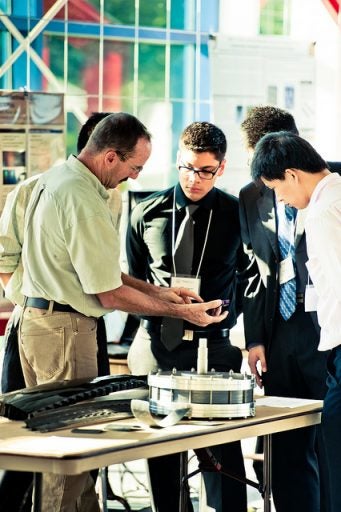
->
<box><xmin>178</xmin><ymin>161</ymin><xmax>221</xmax><ymax>180</ymax></box>
<box><xmin>116</xmin><ymin>150</ymin><xmax>143</xmax><ymax>174</ymax></box>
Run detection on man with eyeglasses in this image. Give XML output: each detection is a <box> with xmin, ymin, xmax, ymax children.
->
<box><xmin>18</xmin><ymin>114</ymin><xmax>227</xmax><ymax>512</ymax></box>
<box><xmin>126</xmin><ymin>121</ymin><xmax>248</xmax><ymax>512</ymax></box>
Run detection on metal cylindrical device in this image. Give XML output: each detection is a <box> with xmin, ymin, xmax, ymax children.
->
<box><xmin>148</xmin><ymin>369</ymin><xmax>256</xmax><ymax>419</ymax></box>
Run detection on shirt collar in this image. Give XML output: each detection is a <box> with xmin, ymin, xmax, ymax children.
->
<box><xmin>309</xmin><ymin>172</ymin><xmax>339</xmax><ymax>206</ymax></box>
<box><xmin>68</xmin><ymin>154</ymin><xmax>109</xmax><ymax>201</ymax></box>
<box><xmin>174</xmin><ymin>183</ymin><xmax>217</xmax><ymax>210</ymax></box>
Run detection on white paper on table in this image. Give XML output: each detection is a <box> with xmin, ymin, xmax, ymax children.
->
<box><xmin>256</xmin><ymin>396</ymin><xmax>322</xmax><ymax>408</ymax></box>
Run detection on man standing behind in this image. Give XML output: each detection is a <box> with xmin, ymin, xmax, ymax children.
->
<box><xmin>250</xmin><ymin>130</ymin><xmax>341</xmax><ymax>512</ymax></box>
<box><xmin>239</xmin><ymin>106</ymin><xmax>329</xmax><ymax>512</ymax></box>
<box><xmin>19</xmin><ymin>113</ymin><xmax>227</xmax><ymax>512</ymax></box>
<box><xmin>127</xmin><ymin>121</ymin><xmax>247</xmax><ymax>512</ymax></box>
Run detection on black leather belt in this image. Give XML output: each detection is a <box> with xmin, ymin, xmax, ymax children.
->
<box><xmin>25</xmin><ymin>297</ymin><xmax>78</xmax><ymax>314</ymax></box>
<box><xmin>140</xmin><ymin>319</ymin><xmax>229</xmax><ymax>341</ymax></box>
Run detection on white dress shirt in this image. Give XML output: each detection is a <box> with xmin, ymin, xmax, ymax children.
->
<box><xmin>305</xmin><ymin>173</ymin><xmax>341</xmax><ymax>350</ymax></box>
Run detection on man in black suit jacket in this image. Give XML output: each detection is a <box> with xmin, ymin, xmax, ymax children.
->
<box><xmin>239</xmin><ymin>106</ymin><xmax>329</xmax><ymax>512</ymax></box>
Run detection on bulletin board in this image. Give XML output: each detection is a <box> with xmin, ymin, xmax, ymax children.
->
<box><xmin>0</xmin><ymin>90</ymin><xmax>66</xmax><ymax>212</ymax></box>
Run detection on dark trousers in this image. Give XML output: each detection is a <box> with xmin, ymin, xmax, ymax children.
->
<box><xmin>263</xmin><ymin>305</ymin><xmax>330</xmax><ymax>512</ymax></box>
<box><xmin>322</xmin><ymin>345</ymin><xmax>341</xmax><ymax>512</ymax></box>
<box><xmin>0</xmin><ymin>313</ymin><xmax>109</xmax><ymax>512</ymax></box>
<box><xmin>148</xmin><ymin>443</ymin><xmax>247</xmax><ymax>512</ymax></box>
<box><xmin>148</xmin><ymin>329</ymin><xmax>247</xmax><ymax>512</ymax></box>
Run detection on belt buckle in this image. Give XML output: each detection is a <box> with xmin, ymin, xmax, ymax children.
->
<box><xmin>182</xmin><ymin>329</ymin><xmax>194</xmax><ymax>341</ymax></box>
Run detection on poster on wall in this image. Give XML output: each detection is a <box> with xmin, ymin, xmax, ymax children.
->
<box><xmin>28</xmin><ymin>93</ymin><xmax>64</xmax><ymax>126</ymax></box>
<box><xmin>0</xmin><ymin>90</ymin><xmax>66</xmax><ymax>213</ymax></box>
<box><xmin>0</xmin><ymin>92</ymin><xmax>27</xmax><ymax>125</ymax></box>
<box><xmin>29</xmin><ymin>130</ymin><xmax>65</xmax><ymax>176</ymax></box>
<box><xmin>0</xmin><ymin>129</ymin><xmax>26</xmax><ymax>210</ymax></box>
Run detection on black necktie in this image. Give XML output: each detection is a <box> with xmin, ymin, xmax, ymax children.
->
<box><xmin>174</xmin><ymin>204</ymin><xmax>198</xmax><ymax>275</ymax></box>
<box><xmin>161</xmin><ymin>204</ymin><xmax>198</xmax><ymax>351</ymax></box>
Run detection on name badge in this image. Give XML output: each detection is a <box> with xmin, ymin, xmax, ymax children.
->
<box><xmin>279</xmin><ymin>256</ymin><xmax>295</xmax><ymax>285</ymax></box>
<box><xmin>305</xmin><ymin>284</ymin><xmax>318</xmax><ymax>312</ymax></box>
<box><xmin>170</xmin><ymin>275</ymin><xmax>201</xmax><ymax>296</ymax></box>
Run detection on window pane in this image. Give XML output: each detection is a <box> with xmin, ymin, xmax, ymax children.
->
<box><xmin>103</xmin><ymin>0</ymin><xmax>135</xmax><ymax>25</ymax></box>
<box><xmin>0</xmin><ymin>0</ymin><xmax>10</xmax><ymax>14</ymax></box>
<box><xmin>138</xmin><ymin>44</ymin><xmax>165</xmax><ymax>99</ymax></box>
<box><xmin>170</xmin><ymin>45</ymin><xmax>186</xmax><ymax>98</ymax></box>
<box><xmin>170</xmin><ymin>44</ymin><xmax>195</xmax><ymax>100</ymax></box>
<box><xmin>44</xmin><ymin>0</ymin><xmax>136</xmax><ymax>24</ymax></box>
<box><xmin>103</xmin><ymin>40</ymin><xmax>134</xmax><ymax>112</ymax></box>
<box><xmin>136</xmin><ymin>100</ymin><xmax>172</xmax><ymax>189</ymax></box>
<box><xmin>68</xmin><ymin>38</ymin><xmax>100</xmax><ymax>95</ymax></box>
<box><xmin>43</xmin><ymin>35</ymin><xmax>100</xmax><ymax>98</ymax></box>
<box><xmin>66</xmin><ymin>111</ymin><xmax>82</xmax><ymax>155</ymax></box>
<box><xmin>43</xmin><ymin>34</ymin><xmax>65</xmax><ymax>90</ymax></box>
<box><xmin>201</xmin><ymin>0</ymin><xmax>219</xmax><ymax>32</ymax></box>
<box><xmin>171</xmin><ymin>0</ymin><xmax>195</xmax><ymax>30</ymax></box>
<box><xmin>139</xmin><ymin>0</ymin><xmax>166</xmax><ymax>28</ymax></box>
<box><xmin>44</xmin><ymin>0</ymin><xmax>100</xmax><ymax>23</ymax></box>
<box><xmin>259</xmin><ymin>0</ymin><xmax>290</xmax><ymax>35</ymax></box>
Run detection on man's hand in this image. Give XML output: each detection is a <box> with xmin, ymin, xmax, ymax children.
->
<box><xmin>248</xmin><ymin>345</ymin><xmax>267</xmax><ymax>388</ymax></box>
<box><xmin>156</xmin><ymin>286</ymin><xmax>203</xmax><ymax>304</ymax></box>
<box><xmin>181</xmin><ymin>299</ymin><xmax>228</xmax><ymax>327</ymax></box>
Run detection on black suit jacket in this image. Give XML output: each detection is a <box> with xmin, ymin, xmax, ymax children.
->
<box><xmin>239</xmin><ymin>180</ymin><xmax>319</xmax><ymax>350</ymax></box>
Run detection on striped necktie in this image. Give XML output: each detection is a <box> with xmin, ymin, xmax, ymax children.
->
<box><xmin>278</xmin><ymin>204</ymin><xmax>297</xmax><ymax>320</ymax></box>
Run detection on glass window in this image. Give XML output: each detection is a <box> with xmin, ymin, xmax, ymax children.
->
<box><xmin>103</xmin><ymin>40</ymin><xmax>134</xmax><ymax>112</ymax></box>
<box><xmin>44</xmin><ymin>35</ymin><xmax>64</xmax><ymax>82</ymax></box>
<box><xmin>259</xmin><ymin>0</ymin><xmax>290</xmax><ymax>36</ymax></box>
<box><xmin>66</xmin><ymin>110</ymin><xmax>82</xmax><ymax>155</ymax></box>
<box><xmin>139</xmin><ymin>0</ymin><xmax>166</xmax><ymax>28</ymax></box>
<box><xmin>44</xmin><ymin>0</ymin><xmax>100</xmax><ymax>23</ymax></box>
<box><xmin>171</xmin><ymin>0</ymin><xmax>195</xmax><ymax>30</ymax></box>
<box><xmin>201</xmin><ymin>0</ymin><xmax>219</xmax><ymax>32</ymax></box>
<box><xmin>103</xmin><ymin>0</ymin><xmax>135</xmax><ymax>25</ymax></box>
<box><xmin>4</xmin><ymin>0</ymin><xmax>219</xmax><ymax>184</ymax></box>
<box><xmin>67</xmin><ymin>38</ymin><xmax>100</xmax><ymax>96</ymax></box>
<box><xmin>0</xmin><ymin>0</ymin><xmax>10</xmax><ymax>14</ymax></box>
<box><xmin>138</xmin><ymin>43</ymin><xmax>166</xmax><ymax>99</ymax></box>
<box><xmin>44</xmin><ymin>0</ymin><xmax>135</xmax><ymax>24</ymax></box>
<box><xmin>170</xmin><ymin>45</ymin><xmax>188</xmax><ymax>99</ymax></box>
<box><xmin>170</xmin><ymin>44</ymin><xmax>195</xmax><ymax>100</ymax></box>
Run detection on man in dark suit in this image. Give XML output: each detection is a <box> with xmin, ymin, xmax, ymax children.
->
<box><xmin>127</xmin><ymin>121</ymin><xmax>248</xmax><ymax>512</ymax></box>
<box><xmin>239</xmin><ymin>106</ymin><xmax>329</xmax><ymax>512</ymax></box>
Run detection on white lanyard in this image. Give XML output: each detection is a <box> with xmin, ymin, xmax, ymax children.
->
<box><xmin>171</xmin><ymin>189</ymin><xmax>212</xmax><ymax>278</ymax></box>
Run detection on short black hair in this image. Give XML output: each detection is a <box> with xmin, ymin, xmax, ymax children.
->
<box><xmin>77</xmin><ymin>112</ymin><xmax>112</xmax><ymax>153</ymax></box>
<box><xmin>241</xmin><ymin>105</ymin><xmax>298</xmax><ymax>149</ymax></box>
<box><xmin>86</xmin><ymin>112</ymin><xmax>151</xmax><ymax>159</ymax></box>
<box><xmin>251</xmin><ymin>131</ymin><xmax>327</xmax><ymax>181</ymax></box>
<box><xmin>180</xmin><ymin>121</ymin><xmax>227</xmax><ymax>161</ymax></box>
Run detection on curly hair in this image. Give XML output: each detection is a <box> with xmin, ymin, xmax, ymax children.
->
<box><xmin>241</xmin><ymin>105</ymin><xmax>298</xmax><ymax>149</ymax></box>
<box><xmin>180</xmin><ymin>121</ymin><xmax>227</xmax><ymax>161</ymax></box>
